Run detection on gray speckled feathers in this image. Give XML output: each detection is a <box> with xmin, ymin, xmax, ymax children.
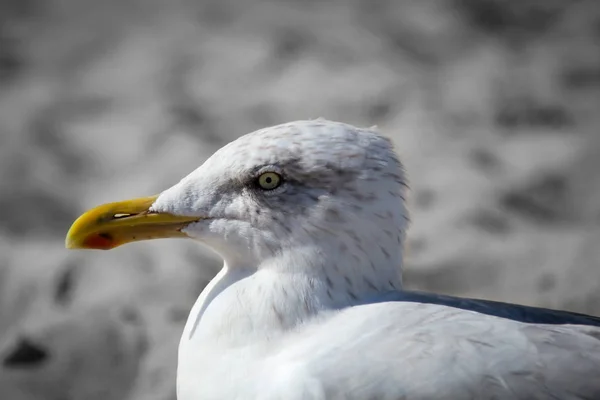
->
<box><xmin>148</xmin><ymin>120</ymin><xmax>600</xmax><ymax>400</ymax></box>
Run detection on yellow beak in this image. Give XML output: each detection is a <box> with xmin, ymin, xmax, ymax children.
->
<box><xmin>65</xmin><ymin>195</ymin><xmax>201</xmax><ymax>250</ymax></box>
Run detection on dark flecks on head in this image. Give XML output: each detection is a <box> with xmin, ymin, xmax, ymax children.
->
<box><xmin>325</xmin><ymin>276</ymin><xmax>334</xmax><ymax>289</ymax></box>
<box><xmin>325</xmin><ymin>208</ymin><xmax>343</xmax><ymax>223</ymax></box>
<box><xmin>271</xmin><ymin>304</ymin><xmax>285</xmax><ymax>325</ymax></box>
<box><xmin>373</xmin><ymin>212</ymin><xmax>386</xmax><ymax>220</ymax></box>
<box><xmin>380</xmin><ymin>245</ymin><xmax>391</xmax><ymax>260</ymax></box>
<box><xmin>344</xmin><ymin>229</ymin><xmax>361</xmax><ymax>244</ymax></box>
<box><xmin>354</xmin><ymin>241</ymin><xmax>366</xmax><ymax>254</ymax></box>
<box><xmin>344</xmin><ymin>276</ymin><xmax>353</xmax><ymax>288</ymax></box>
<box><xmin>383</xmin><ymin>229</ymin><xmax>395</xmax><ymax>240</ymax></box>
<box><xmin>350</xmin><ymin>204</ymin><xmax>363</xmax><ymax>212</ymax></box>
<box><xmin>364</xmin><ymin>277</ymin><xmax>378</xmax><ymax>291</ymax></box>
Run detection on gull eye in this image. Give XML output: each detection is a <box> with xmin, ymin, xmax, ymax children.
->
<box><xmin>257</xmin><ymin>172</ymin><xmax>282</xmax><ymax>190</ymax></box>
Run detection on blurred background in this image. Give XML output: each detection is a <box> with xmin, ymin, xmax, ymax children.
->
<box><xmin>0</xmin><ymin>0</ymin><xmax>599</xmax><ymax>398</ymax></box>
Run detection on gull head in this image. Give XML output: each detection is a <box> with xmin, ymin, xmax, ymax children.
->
<box><xmin>66</xmin><ymin>120</ymin><xmax>409</xmax><ymax>280</ymax></box>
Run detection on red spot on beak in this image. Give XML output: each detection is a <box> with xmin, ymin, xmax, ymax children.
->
<box><xmin>83</xmin><ymin>233</ymin><xmax>116</xmax><ymax>250</ymax></box>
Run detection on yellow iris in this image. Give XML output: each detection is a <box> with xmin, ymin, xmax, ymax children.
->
<box><xmin>257</xmin><ymin>172</ymin><xmax>282</xmax><ymax>190</ymax></box>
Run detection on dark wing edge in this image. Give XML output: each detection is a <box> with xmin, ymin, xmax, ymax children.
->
<box><xmin>361</xmin><ymin>290</ymin><xmax>600</xmax><ymax>327</ymax></box>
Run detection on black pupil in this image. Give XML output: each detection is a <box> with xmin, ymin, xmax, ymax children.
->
<box><xmin>258</xmin><ymin>173</ymin><xmax>279</xmax><ymax>190</ymax></box>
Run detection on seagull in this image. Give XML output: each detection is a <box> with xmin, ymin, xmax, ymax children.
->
<box><xmin>66</xmin><ymin>120</ymin><xmax>600</xmax><ymax>399</ymax></box>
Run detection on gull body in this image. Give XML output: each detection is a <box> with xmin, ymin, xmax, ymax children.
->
<box><xmin>67</xmin><ymin>120</ymin><xmax>600</xmax><ymax>399</ymax></box>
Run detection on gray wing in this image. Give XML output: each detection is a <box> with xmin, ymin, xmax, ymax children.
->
<box><xmin>358</xmin><ymin>290</ymin><xmax>600</xmax><ymax>326</ymax></box>
<box><xmin>272</xmin><ymin>302</ymin><xmax>600</xmax><ymax>400</ymax></box>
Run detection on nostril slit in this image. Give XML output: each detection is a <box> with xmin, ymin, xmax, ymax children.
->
<box><xmin>113</xmin><ymin>213</ymin><xmax>133</xmax><ymax>219</ymax></box>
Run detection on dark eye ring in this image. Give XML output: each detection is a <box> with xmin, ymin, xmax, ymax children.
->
<box><xmin>256</xmin><ymin>172</ymin><xmax>282</xmax><ymax>190</ymax></box>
